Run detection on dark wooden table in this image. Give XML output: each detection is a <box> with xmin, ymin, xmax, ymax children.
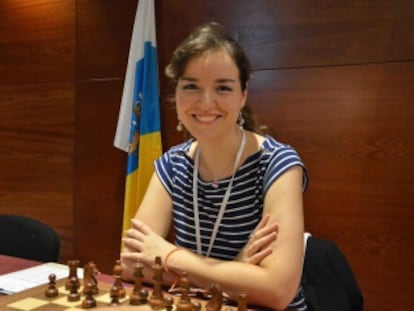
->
<box><xmin>0</xmin><ymin>255</ymin><xmax>40</xmax><ymax>275</ymax></box>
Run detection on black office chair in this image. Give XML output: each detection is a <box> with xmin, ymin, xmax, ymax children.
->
<box><xmin>0</xmin><ymin>214</ymin><xmax>60</xmax><ymax>262</ymax></box>
<box><xmin>301</xmin><ymin>236</ymin><xmax>364</xmax><ymax>311</ymax></box>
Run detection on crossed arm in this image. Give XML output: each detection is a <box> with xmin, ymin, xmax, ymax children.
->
<box><xmin>120</xmin><ymin>166</ymin><xmax>305</xmax><ymax>310</ymax></box>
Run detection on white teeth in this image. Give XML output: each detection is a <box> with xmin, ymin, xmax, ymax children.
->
<box><xmin>196</xmin><ymin>115</ymin><xmax>216</xmax><ymax>122</ymax></box>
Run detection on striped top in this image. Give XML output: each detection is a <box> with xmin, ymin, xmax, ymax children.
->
<box><xmin>155</xmin><ymin>135</ymin><xmax>308</xmax><ymax>310</ymax></box>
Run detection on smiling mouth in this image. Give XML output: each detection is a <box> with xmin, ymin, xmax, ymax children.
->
<box><xmin>193</xmin><ymin>115</ymin><xmax>220</xmax><ymax>123</ymax></box>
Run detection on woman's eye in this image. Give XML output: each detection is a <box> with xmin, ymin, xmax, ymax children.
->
<box><xmin>217</xmin><ymin>85</ymin><xmax>232</xmax><ymax>93</ymax></box>
<box><xmin>182</xmin><ymin>83</ymin><xmax>198</xmax><ymax>90</ymax></box>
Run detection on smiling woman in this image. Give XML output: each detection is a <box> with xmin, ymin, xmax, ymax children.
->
<box><xmin>165</xmin><ymin>23</ymin><xmax>262</xmax><ymax>137</ymax></box>
<box><xmin>175</xmin><ymin>49</ymin><xmax>246</xmax><ymax>143</ymax></box>
<box><xmin>120</xmin><ymin>22</ymin><xmax>308</xmax><ymax>310</ymax></box>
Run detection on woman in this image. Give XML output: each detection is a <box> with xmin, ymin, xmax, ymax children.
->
<box><xmin>121</xmin><ymin>22</ymin><xmax>308</xmax><ymax>310</ymax></box>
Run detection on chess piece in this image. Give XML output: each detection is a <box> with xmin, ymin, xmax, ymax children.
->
<box><xmin>133</xmin><ymin>261</ymin><xmax>144</xmax><ymax>291</ymax></box>
<box><xmin>65</xmin><ymin>259</ymin><xmax>80</xmax><ymax>290</ymax></box>
<box><xmin>139</xmin><ymin>288</ymin><xmax>149</xmax><ymax>304</ymax></box>
<box><xmin>81</xmin><ymin>282</ymin><xmax>97</xmax><ymax>308</ymax></box>
<box><xmin>45</xmin><ymin>273</ymin><xmax>59</xmax><ymax>298</ymax></box>
<box><xmin>177</xmin><ymin>272</ymin><xmax>193</xmax><ymax>311</ymax></box>
<box><xmin>83</xmin><ymin>261</ymin><xmax>99</xmax><ymax>295</ymax></box>
<box><xmin>67</xmin><ymin>276</ymin><xmax>81</xmax><ymax>301</ymax></box>
<box><xmin>165</xmin><ymin>296</ymin><xmax>175</xmax><ymax>311</ymax></box>
<box><xmin>113</xmin><ymin>259</ymin><xmax>126</xmax><ymax>298</ymax></box>
<box><xmin>149</xmin><ymin>256</ymin><xmax>166</xmax><ymax>309</ymax></box>
<box><xmin>109</xmin><ymin>282</ymin><xmax>120</xmax><ymax>306</ymax></box>
<box><xmin>205</xmin><ymin>283</ymin><xmax>223</xmax><ymax>311</ymax></box>
<box><xmin>113</xmin><ymin>275</ymin><xmax>126</xmax><ymax>300</ymax></box>
<box><xmin>129</xmin><ymin>262</ymin><xmax>148</xmax><ymax>305</ymax></box>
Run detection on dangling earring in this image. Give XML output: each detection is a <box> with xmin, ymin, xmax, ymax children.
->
<box><xmin>238</xmin><ymin>112</ymin><xmax>245</xmax><ymax>128</ymax></box>
<box><xmin>176</xmin><ymin>120</ymin><xmax>183</xmax><ymax>132</ymax></box>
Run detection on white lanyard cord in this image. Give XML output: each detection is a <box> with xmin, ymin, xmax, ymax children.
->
<box><xmin>193</xmin><ymin>130</ymin><xmax>246</xmax><ymax>256</ymax></box>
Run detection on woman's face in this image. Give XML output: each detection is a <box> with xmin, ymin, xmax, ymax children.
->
<box><xmin>175</xmin><ymin>49</ymin><xmax>247</xmax><ymax>141</ymax></box>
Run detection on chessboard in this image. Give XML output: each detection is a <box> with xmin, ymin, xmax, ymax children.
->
<box><xmin>0</xmin><ymin>256</ymin><xmax>246</xmax><ymax>311</ymax></box>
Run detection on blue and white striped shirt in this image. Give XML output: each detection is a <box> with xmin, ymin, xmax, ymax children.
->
<box><xmin>155</xmin><ymin>135</ymin><xmax>308</xmax><ymax>310</ymax></box>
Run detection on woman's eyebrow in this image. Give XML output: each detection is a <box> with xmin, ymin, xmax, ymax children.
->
<box><xmin>179</xmin><ymin>76</ymin><xmax>197</xmax><ymax>82</ymax></box>
<box><xmin>216</xmin><ymin>78</ymin><xmax>237</xmax><ymax>84</ymax></box>
<box><xmin>179</xmin><ymin>77</ymin><xmax>236</xmax><ymax>83</ymax></box>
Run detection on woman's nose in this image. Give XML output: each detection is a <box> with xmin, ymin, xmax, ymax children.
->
<box><xmin>198</xmin><ymin>89</ymin><xmax>216</xmax><ymax>107</ymax></box>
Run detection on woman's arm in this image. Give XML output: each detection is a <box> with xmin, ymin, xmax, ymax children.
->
<box><xmin>121</xmin><ymin>171</ymin><xmax>276</xmax><ymax>279</ymax></box>
<box><xmin>234</xmin><ymin>213</ymin><xmax>278</xmax><ymax>265</ymax></box>
<box><xmin>122</xmin><ymin>166</ymin><xmax>305</xmax><ymax>310</ymax></box>
<box><xmin>167</xmin><ymin>166</ymin><xmax>304</xmax><ymax>310</ymax></box>
<box><xmin>120</xmin><ymin>172</ymin><xmax>176</xmax><ymax>281</ymax></box>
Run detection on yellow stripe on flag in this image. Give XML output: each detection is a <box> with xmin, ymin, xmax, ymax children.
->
<box><xmin>122</xmin><ymin>132</ymin><xmax>162</xmax><ymax>233</ymax></box>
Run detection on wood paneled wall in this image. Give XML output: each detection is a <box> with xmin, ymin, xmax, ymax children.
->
<box><xmin>0</xmin><ymin>0</ymin><xmax>76</xmax><ymax>262</ymax></box>
<box><xmin>0</xmin><ymin>1</ymin><xmax>413</xmax><ymax>310</ymax></box>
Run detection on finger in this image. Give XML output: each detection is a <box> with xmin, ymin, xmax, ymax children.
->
<box><xmin>120</xmin><ymin>251</ymin><xmax>141</xmax><ymax>263</ymax></box>
<box><xmin>255</xmin><ymin>213</ymin><xmax>270</xmax><ymax>232</ymax></box>
<box><xmin>247</xmin><ymin>231</ymin><xmax>277</xmax><ymax>256</ymax></box>
<box><xmin>250</xmin><ymin>214</ymin><xmax>277</xmax><ymax>241</ymax></box>
<box><xmin>124</xmin><ymin>228</ymin><xmax>145</xmax><ymax>242</ymax></box>
<box><xmin>120</xmin><ymin>252</ymin><xmax>138</xmax><ymax>262</ymax></box>
<box><xmin>120</xmin><ymin>253</ymin><xmax>149</xmax><ymax>268</ymax></box>
<box><xmin>248</xmin><ymin>248</ymin><xmax>273</xmax><ymax>265</ymax></box>
<box><xmin>253</xmin><ymin>221</ymin><xmax>278</xmax><ymax>240</ymax></box>
<box><xmin>122</xmin><ymin>237</ymin><xmax>143</xmax><ymax>252</ymax></box>
<box><xmin>130</xmin><ymin>218</ymin><xmax>152</xmax><ymax>234</ymax></box>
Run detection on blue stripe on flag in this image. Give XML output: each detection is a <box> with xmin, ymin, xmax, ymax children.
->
<box><xmin>127</xmin><ymin>42</ymin><xmax>160</xmax><ymax>176</ymax></box>
<box><xmin>132</xmin><ymin>42</ymin><xmax>160</xmax><ymax>136</ymax></box>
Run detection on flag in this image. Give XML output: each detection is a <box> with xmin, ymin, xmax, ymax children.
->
<box><xmin>114</xmin><ymin>0</ymin><xmax>162</xmax><ymax>235</ymax></box>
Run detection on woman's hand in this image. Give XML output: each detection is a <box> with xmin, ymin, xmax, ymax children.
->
<box><xmin>235</xmin><ymin>213</ymin><xmax>278</xmax><ymax>265</ymax></box>
<box><xmin>121</xmin><ymin>219</ymin><xmax>176</xmax><ymax>267</ymax></box>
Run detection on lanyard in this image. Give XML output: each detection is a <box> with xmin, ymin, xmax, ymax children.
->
<box><xmin>193</xmin><ymin>130</ymin><xmax>246</xmax><ymax>256</ymax></box>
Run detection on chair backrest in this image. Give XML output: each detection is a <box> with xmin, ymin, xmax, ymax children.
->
<box><xmin>0</xmin><ymin>214</ymin><xmax>60</xmax><ymax>262</ymax></box>
<box><xmin>301</xmin><ymin>236</ymin><xmax>364</xmax><ymax>311</ymax></box>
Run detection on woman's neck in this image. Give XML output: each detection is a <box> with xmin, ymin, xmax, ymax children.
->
<box><xmin>197</xmin><ymin>128</ymin><xmax>245</xmax><ymax>183</ymax></box>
